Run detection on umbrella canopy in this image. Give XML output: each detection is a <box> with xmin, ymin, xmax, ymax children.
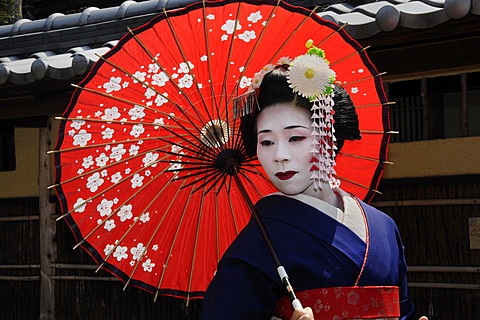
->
<box><xmin>52</xmin><ymin>0</ymin><xmax>391</xmax><ymax>299</ymax></box>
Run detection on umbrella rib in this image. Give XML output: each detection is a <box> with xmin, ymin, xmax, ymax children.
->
<box><xmin>55</xmin><ymin>116</ymin><xmax>184</xmax><ymax>130</ymax></box>
<box><xmin>226</xmin><ymin>177</ymin><xmax>240</xmax><ymax>236</ymax></box>
<box><xmin>179</xmin><ymin>169</ymin><xmax>224</xmax><ymax>193</ymax></box>
<box><xmin>70</xmin><ymin>84</ymin><xmax>192</xmax><ymax>126</ymax></box>
<box><xmin>339</xmin><ymin>152</ymin><xmax>393</xmax><ymax>164</ymax></box>
<box><xmin>342</xmin><ymin>72</ymin><xmax>387</xmax><ymax>87</ymax></box>
<box><xmin>315</xmin><ymin>23</ymin><xmax>347</xmax><ymax>48</ymax></box>
<box><xmin>155</xmin><ymin>181</ymin><xmax>196</xmax><ymax>299</ymax></box>
<box><xmin>330</xmin><ymin>45</ymin><xmax>371</xmax><ymax>68</ymax></box>
<box><xmin>360</xmin><ymin>130</ymin><xmax>398</xmax><ymax>134</ymax></box>
<box><xmin>355</xmin><ymin>101</ymin><xmax>395</xmax><ymax>109</ymax></box>
<box><xmin>333</xmin><ymin>174</ymin><xmax>382</xmax><ymax>194</ymax></box>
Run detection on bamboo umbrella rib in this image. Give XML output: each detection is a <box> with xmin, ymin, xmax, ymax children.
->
<box><xmin>155</xmin><ymin>181</ymin><xmax>196</xmax><ymax>299</ymax></box>
<box><xmin>355</xmin><ymin>101</ymin><xmax>395</xmax><ymax>108</ymax></box>
<box><xmin>186</xmin><ymin>185</ymin><xmax>207</xmax><ymax>302</ymax></box>
<box><xmin>55</xmin><ymin>116</ymin><xmax>184</xmax><ymax>130</ymax></box>
<box><xmin>334</xmin><ymin>174</ymin><xmax>382</xmax><ymax>194</ymax></box>
<box><xmin>70</xmin><ymin>84</ymin><xmax>193</xmax><ymax>126</ymax></box>
<box><xmin>226</xmin><ymin>177</ymin><xmax>240</xmax><ymax>237</ymax></box>
<box><xmin>121</xmin><ymin>169</ymin><xmax>179</xmax><ymax>289</ymax></box>
<box><xmin>360</xmin><ymin>130</ymin><xmax>398</xmax><ymax>134</ymax></box>
<box><xmin>338</xmin><ymin>152</ymin><xmax>393</xmax><ymax>164</ymax></box>
<box><xmin>315</xmin><ymin>23</ymin><xmax>347</xmax><ymax>48</ymax></box>
<box><xmin>184</xmin><ymin>169</ymin><xmax>226</xmax><ymax>194</ymax></box>
<box><xmin>330</xmin><ymin>46</ymin><xmax>371</xmax><ymax>67</ymax></box>
<box><xmin>201</xmin><ymin>169</ymin><xmax>230</xmax><ymax>195</ymax></box>
<box><xmin>342</xmin><ymin>72</ymin><xmax>387</xmax><ymax>87</ymax></box>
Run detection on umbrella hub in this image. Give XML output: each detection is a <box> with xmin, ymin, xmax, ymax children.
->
<box><xmin>201</xmin><ymin>119</ymin><xmax>230</xmax><ymax>148</ymax></box>
<box><xmin>214</xmin><ymin>148</ymin><xmax>244</xmax><ymax>176</ymax></box>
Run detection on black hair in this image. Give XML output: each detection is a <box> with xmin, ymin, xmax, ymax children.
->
<box><xmin>240</xmin><ymin>68</ymin><xmax>361</xmax><ymax>157</ymax></box>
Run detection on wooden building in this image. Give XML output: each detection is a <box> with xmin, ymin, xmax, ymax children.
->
<box><xmin>0</xmin><ymin>0</ymin><xmax>479</xmax><ymax>319</ymax></box>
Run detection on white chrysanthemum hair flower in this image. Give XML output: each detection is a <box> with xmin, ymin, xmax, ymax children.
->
<box><xmin>287</xmin><ymin>54</ymin><xmax>336</xmax><ymax>99</ymax></box>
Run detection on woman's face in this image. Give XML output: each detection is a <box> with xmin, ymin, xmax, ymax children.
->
<box><xmin>256</xmin><ymin>103</ymin><xmax>318</xmax><ymax>197</ymax></box>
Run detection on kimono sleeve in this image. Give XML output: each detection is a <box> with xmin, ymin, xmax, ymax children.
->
<box><xmin>200</xmin><ymin>256</ymin><xmax>282</xmax><ymax>320</ymax></box>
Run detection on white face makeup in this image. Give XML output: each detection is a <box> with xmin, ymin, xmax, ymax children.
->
<box><xmin>256</xmin><ymin>103</ymin><xmax>319</xmax><ymax>197</ymax></box>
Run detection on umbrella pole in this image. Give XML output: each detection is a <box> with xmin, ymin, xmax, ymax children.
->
<box><xmin>233</xmin><ymin>172</ymin><xmax>303</xmax><ymax>311</ymax></box>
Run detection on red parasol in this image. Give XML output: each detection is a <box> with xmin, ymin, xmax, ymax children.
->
<box><xmin>52</xmin><ymin>0</ymin><xmax>391</xmax><ymax>300</ymax></box>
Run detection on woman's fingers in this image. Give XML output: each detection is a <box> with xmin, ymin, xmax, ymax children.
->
<box><xmin>291</xmin><ymin>307</ymin><xmax>314</xmax><ymax>320</ymax></box>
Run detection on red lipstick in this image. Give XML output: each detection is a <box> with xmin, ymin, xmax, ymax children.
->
<box><xmin>275</xmin><ymin>171</ymin><xmax>296</xmax><ymax>180</ymax></box>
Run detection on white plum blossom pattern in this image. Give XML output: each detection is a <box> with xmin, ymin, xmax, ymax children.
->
<box><xmin>86</xmin><ymin>172</ymin><xmax>104</xmax><ymax>192</ymax></box>
<box><xmin>118</xmin><ymin>204</ymin><xmax>133</xmax><ymax>222</ymax></box>
<box><xmin>140</xmin><ymin>212</ymin><xmax>150</xmax><ymax>223</ymax></box>
<box><xmin>70</xmin><ymin>119</ymin><xmax>85</xmax><ymax>130</ymax></box>
<box><xmin>221</xmin><ymin>34</ymin><xmax>228</xmax><ymax>41</ymax></box>
<box><xmin>104</xmin><ymin>219</ymin><xmax>116</xmax><ymax>231</ymax></box>
<box><xmin>206</xmin><ymin>14</ymin><xmax>215</xmax><ymax>20</ymax></box>
<box><xmin>247</xmin><ymin>11</ymin><xmax>262</xmax><ymax>23</ymax></box>
<box><xmin>155</xmin><ymin>94</ymin><xmax>168</xmax><ymax>107</ymax></box>
<box><xmin>347</xmin><ymin>290</ymin><xmax>360</xmax><ymax>305</ymax></box>
<box><xmin>153</xmin><ymin>118</ymin><xmax>164</xmax><ymax>129</ymax></box>
<box><xmin>133</xmin><ymin>71</ymin><xmax>146</xmax><ymax>83</ymax></box>
<box><xmin>178</xmin><ymin>61</ymin><xmax>194</xmax><ymax>73</ymax></box>
<box><xmin>72</xmin><ymin>129</ymin><xmax>92</xmax><ymax>147</ymax></box>
<box><xmin>200</xmin><ymin>55</ymin><xmax>208</xmax><ymax>61</ymax></box>
<box><xmin>351</xmin><ymin>87</ymin><xmax>359</xmax><ymax>94</ymax></box>
<box><xmin>148</xmin><ymin>62</ymin><xmax>160</xmax><ymax>73</ymax></box>
<box><xmin>130</xmin><ymin>124</ymin><xmax>145</xmax><ymax>138</ymax></box>
<box><xmin>142</xmin><ymin>258</ymin><xmax>155</xmax><ymax>272</ymax></box>
<box><xmin>238</xmin><ymin>30</ymin><xmax>256</xmax><ymax>42</ymax></box>
<box><xmin>129</xmin><ymin>145</ymin><xmax>140</xmax><ymax>156</ymax></box>
<box><xmin>101</xmin><ymin>127</ymin><xmax>114</xmax><ymax>139</ymax></box>
<box><xmin>221</xmin><ymin>19</ymin><xmax>241</xmax><ymax>34</ymax></box>
<box><xmin>130</xmin><ymin>243</ymin><xmax>146</xmax><ymax>260</ymax></box>
<box><xmin>130</xmin><ymin>174</ymin><xmax>144</xmax><ymax>188</ymax></box>
<box><xmin>178</xmin><ymin>74</ymin><xmax>193</xmax><ymax>88</ymax></box>
<box><xmin>82</xmin><ymin>156</ymin><xmax>94</xmax><ymax>169</ymax></box>
<box><xmin>128</xmin><ymin>106</ymin><xmax>146</xmax><ymax>120</ymax></box>
<box><xmin>152</xmin><ymin>244</ymin><xmax>158</xmax><ymax>251</ymax></box>
<box><xmin>111</xmin><ymin>172</ymin><xmax>122</xmax><ymax>184</ymax></box>
<box><xmin>143</xmin><ymin>152</ymin><xmax>159</xmax><ymax>167</ymax></box>
<box><xmin>97</xmin><ymin>199</ymin><xmax>114</xmax><ymax>217</ymax></box>
<box><xmin>110</xmin><ymin>144</ymin><xmax>126</xmax><ymax>161</ymax></box>
<box><xmin>151</xmin><ymin>72</ymin><xmax>169</xmax><ymax>86</ymax></box>
<box><xmin>101</xmin><ymin>107</ymin><xmax>121</xmax><ymax>121</ymax></box>
<box><xmin>95</xmin><ymin>153</ymin><xmax>109</xmax><ymax>167</ymax></box>
<box><xmin>113</xmin><ymin>246</ymin><xmax>128</xmax><ymax>261</ymax></box>
<box><xmin>104</xmin><ymin>244</ymin><xmax>115</xmax><ymax>255</ymax></box>
<box><xmin>73</xmin><ymin>198</ymin><xmax>87</xmax><ymax>212</ymax></box>
<box><xmin>239</xmin><ymin>76</ymin><xmax>252</xmax><ymax>89</ymax></box>
<box><xmin>103</xmin><ymin>77</ymin><xmax>122</xmax><ymax>93</ymax></box>
<box><xmin>144</xmin><ymin>88</ymin><xmax>156</xmax><ymax>99</ymax></box>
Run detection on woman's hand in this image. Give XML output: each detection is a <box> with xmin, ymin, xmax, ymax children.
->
<box><xmin>291</xmin><ymin>307</ymin><xmax>314</xmax><ymax>320</ymax></box>
<box><xmin>419</xmin><ymin>317</ymin><xmax>428</xmax><ymax>320</ymax></box>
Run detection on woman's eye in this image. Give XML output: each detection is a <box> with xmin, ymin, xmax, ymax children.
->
<box><xmin>260</xmin><ymin>140</ymin><xmax>273</xmax><ymax>146</ymax></box>
<box><xmin>289</xmin><ymin>136</ymin><xmax>306</xmax><ymax>142</ymax></box>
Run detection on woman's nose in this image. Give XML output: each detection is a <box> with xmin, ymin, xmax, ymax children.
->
<box><xmin>273</xmin><ymin>143</ymin><xmax>291</xmax><ymax>162</ymax></box>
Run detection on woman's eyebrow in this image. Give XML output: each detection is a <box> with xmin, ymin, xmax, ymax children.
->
<box><xmin>257</xmin><ymin>129</ymin><xmax>271</xmax><ymax>135</ymax></box>
<box><xmin>284</xmin><ymin>125</ymin><xmax>309</xmax><ymax>130</ymax></box>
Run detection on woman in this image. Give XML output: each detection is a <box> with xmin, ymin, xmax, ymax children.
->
<box><xmin>200</xmin><ymin>55</ymin><xmax>414</xmax><ymax>320</ymax></box>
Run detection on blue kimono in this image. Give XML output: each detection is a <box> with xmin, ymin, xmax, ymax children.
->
<box><xmin>201</xmin><ymin>194</ymin><xmax>414</xmax><ymax>319</ymax></box>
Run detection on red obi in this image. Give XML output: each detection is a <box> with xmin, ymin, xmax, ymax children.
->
<box><xmin>272</xmin><ymin>286</ymin><xmax>400</xmax><ymax>320</ymax></box>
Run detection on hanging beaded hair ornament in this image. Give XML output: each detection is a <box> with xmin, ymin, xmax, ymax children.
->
<box><xmin>234</xmin><ymin>40</ymin><xmax>337</xmax><ymax>190</ymax></box>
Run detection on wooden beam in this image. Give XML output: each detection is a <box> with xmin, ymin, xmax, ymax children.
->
<box><xmin>39</xmin><ymin>119</ymin><xmax>56</xmax><ymax>320</ymax></box>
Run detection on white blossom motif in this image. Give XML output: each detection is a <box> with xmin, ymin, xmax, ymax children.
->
<box><xmin>152</xmin><ymin>244</ymin><xmax>158</xmax><ymax>251</ymax></box>
<box><xmin>73</xmin><ymin>198</ymin><xmax>87</xmax><ymax>213</ymax></box>
<box><xmin>97</xmin><ymin>199</ymin><xmax>114</xmax><ymax>217</ymax></box>
<box><xmin>145</xmin><ymin>170</ymin><xmax>151</xmax><ymax>176</ymax></box>
<box><xmin>239</xmin><ymin>76</ymin><xmax>252</xmax><ymax>89</ymax></box>
<box><xmin>77</xmin><ymin>168</ymin><xmax>84</xmax><ymax>175</ymax></box>
<box><xmin>238</xmin><ymin>30</ymin><xmax>256</xmax><ymax>42</ymax></box>
<box><xmin>206</xmin><ymin>14</ymin><xmax>215</xmax><ymax>20</ymax></box>
<box><xmin>133</xmin><ymin>71</ymin><xmax>146</xmax><ymax>83</ymax></box>
<box><xmin>178</xmin><ymin>61</ymin><xmax>194</xmax><ymax>73</ymax></box>
<box><xmin>128</xmin><ymin>105</ymin><xmax>146</xmax><ymax>120</ymax></box>
<box><xmin>247</xmin><ymin>11</ymin><xmax>262</xmax><ymax>23</ymax></box>
<box><xmin>129</xmin><ymin>145</ymin><xmax>140</xmax><ymax>156</ymax></box>
<box><xmin>95</xmin><ymin>153</ymin><xmax>109</xmax><ymax>167</ymax></box>
<box><xmin>168</xmin><ymin>162</ymin><xmax>183</xmax><ymax>176</ymax></box>
<box><xmin>221</xmin><ymin>34</ymin><xmax>228</xmax><ymax>41</ymax></box>
<box><xmin>68</xmin><ymin>129</ymin><xmax>75</xmax><ymax>136</ymax></box>
<box><xmin>347</xmin><ymin>290</ymin><xmax>360</xmax><ymax>305</ymax></box>
<box><xmin>113</xmin><ymin>246</ymin><xmax>128</xmax><ymax>261</ymax></box>
<box><xmin>148</xmin><ymin>63</ymin><xmax>160</xmax><ymax>73</ymax></box>
<box><xmin>142</xmin><ymin>258</ymin><xmax>155</xmax><ymax>272</ymax></box>
<box><xmin>221</xmin><ymin>19</ymin><xmax>241</xmax><ymax>34</ymax></box>
<box><xmin>130</xmin><ymin>173</ymin><xmax>144</xmax><ymax>188</ymax></box>
<box><xmin>100</xmin><ymin>169</ymin><xmax>108</xmax><ymax>177</ymax></box>
<box><xmin>130</xmin><ymin>124</ymin><xmax>145</xmax><ymax>138</ymax></box>
<box><xmin>155</xmin><ymin>93</ymin><xmax>168</xmax><ymax>107</ymax></box>
<box><xmin>200</xmin><ymin>55</ymin><xmax>208</xmax><ymax>61</ymax></box>
<box><xmin>151</xmin><ymin>72</ymin><xmax>169</xmax><ymax>87</ymax></box>
<box><xmin>122</xmin><ymin>81</ymin><xmax>129</xmax><ymax>88</ymax></box>
<box><xmin>82</xmin><ymin>156</ymin><xmax>94</xmax><ymax>169</ymax></box>
<box><xmin>118</xmin><ymin>204</ymin><xmax>133</xmax><ymax>222</ymax></box>
<box><xmin>86</xmin><ymin>172</ymin><xmax>104</xmax><ymax>192</ymax></box>
<box><xmin>153</xmin><ymin>118</ymin><xmax>164</xmax><ymax>129</ymax></box>
<box><xmin>130</xmin><ymin>243</ymin><xmax>146</xmax><ymax>260</ymax></box>
<box><xmin>111</xmin><ymin>172</ymin><xmax>122</xmax><ymax>184</ymax></box>
<box><xmin>142</xmin><ymin>152</ymin><xmax>159</xmax><ymax>167</ymax></box>
<box><xmin>101</xmin><ymin>107</ymin><xmax>121</xmax><ymax>121</ymax></box>
<box><xmin>101</xmin><ymin>127</ymin><xmax>115</xmax><ymax>139</ymax></box>
<box><xmin>351</xmin><ymin>87</ymin><xmax>359</xmax><ymax>94</ymax></box>
<box><xmin>178</xmin><ymin>74</ymin><xmax>193</xmax><ymax>88</ymax></box>
<box><xmin>70</xmin><ymin>119</ymin><xmax>85</xmax><ymax>130</ymax></box>
<box><xmin>104</xmin><ymin>244</ymin><xmax>115</xmax><ymax>255</ymax></box>
<box><xmin>140</xmin><ymin>212</ymin><xmax>150</xmax><ymax>223</ymax></box>
<box><xmin>103</xmin><ymin>77</ymin><xmax>122</xmax><ymax>93</ymax></box>
<box><xmin>72</xmin><ymin>129</ymin><xmax>92</xmax><ymax>147</ymax></box>
<box><xmin>171</xmin><ymin>145</ymin><xmax>183</xmax><ymax>153</ymax></box>
<box><xmin>144</xmin><ymin>87</ymin><xmax>156</xmax><ymax>99</ymax></box>
<box><xmin>110</xmin><ymin>144</ymin><xmax>126</xmax><ymax>161</ymax></box>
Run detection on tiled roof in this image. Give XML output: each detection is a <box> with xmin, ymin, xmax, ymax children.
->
<box><xmin>0</xmin><ymin>0</ymin><xmax>478</xmax><ymax>85</ymax></box>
